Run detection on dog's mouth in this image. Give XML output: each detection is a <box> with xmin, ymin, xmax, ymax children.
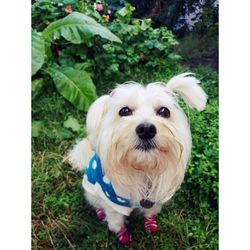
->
<box><xmin>135</xmin><ymin>139</ymin><xmax>157</xmax><ymax>152</ymax></box>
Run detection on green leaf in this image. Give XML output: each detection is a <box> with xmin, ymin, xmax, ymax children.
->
<box><xmin>75</xmin><ymin>62</ymin><xmax>93</xmax><ymax>72</ymax></box>
<box><xmin>32</xmin><ymin>30</ymin><xmax>45</xmax><ymax>75</ymax></box>
<box><xmin>155</xmin><ymin>41</ymin><xmax>166</xmax><ymax>51</ymax></box>
<box><xmin>46</xmin><ymin>65</ymin><xmax>97</xmax><ymax>111</ymax></box>
<box><xmin>140</xmin><ymin>19</ymin><xmax>151</xmax><ymax>31</ymax></box>
<box><xmin>117</xmin><ymin>6</ymin><xmax>128</xmax><ymax>17</ymax></box>
<box><xmin>32</xmin><ymin>78</ymin><xmax>45</xmax><ymax>99</ymax></box>
<box><xmin>32</xmin><ymin>121</ymin><xmax>44</xmax><ymax>137</ymax></box>
<box><xmin>168</xmin><ymin>53</ymin><xmax>182</xmax><ymax>60</ymax></box>
<box><xmin>63</xmin><ymin>116</ymin><xmax>81</xmax><ymax>132</ymax></box>
<box><xmin>47</xmin><ymin>127</ymin><xmax>73</xmax><ymax>140</ymax></box>
<box><xmin>42</xmin><ymin>12</ymin><xmax>121</xmax><ymax>44</ymax></box>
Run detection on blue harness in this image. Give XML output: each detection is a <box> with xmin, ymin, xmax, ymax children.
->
<box><xmin>84</xmin><ymin>154</ymin><xmax>132</xmax><ymax>208</ymax></box>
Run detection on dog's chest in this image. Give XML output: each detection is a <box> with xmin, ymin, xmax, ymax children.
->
<box><xmin>116</xmin><ymin>176</ymin><xmax>158</xmax><ymax>208</ymax></box>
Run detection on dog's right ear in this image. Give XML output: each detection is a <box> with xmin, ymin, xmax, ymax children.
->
<box><xmin>86</xmin><ymin>95</ymin><xmax>110</xmax><ymax>135</ymax></box>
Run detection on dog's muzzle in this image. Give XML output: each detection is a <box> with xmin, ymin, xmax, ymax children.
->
<box><xmin>135</xmin><ymin>123</ymin><xmax>157</xmax><ymax>151</ymax></box>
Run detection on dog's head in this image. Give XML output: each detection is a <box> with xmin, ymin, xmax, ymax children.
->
<box><xmin>86</xmin><ymin>73</ymin><xmax>207</xmax><ymax>182</ymax></box>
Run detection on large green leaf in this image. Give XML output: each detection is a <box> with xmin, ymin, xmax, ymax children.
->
<box><xmin>42</xmin><ymin>12</ymin><xmax>121</xmax><ymax>44</ymax></box>
<box><xmin>46</xmin><ymin>65</ymin><xmax>97</xmax><ymax>111</ymax></box>
<box><xmin>32</xmin><ymin>30</ymin><xmax>45</xmax><ymax>75</ymax></box>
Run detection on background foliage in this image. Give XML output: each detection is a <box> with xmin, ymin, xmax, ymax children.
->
<box><xmin>32</xmin><ymin>0</ymin><xmax>218</xmax><ymax>249</ymax></box>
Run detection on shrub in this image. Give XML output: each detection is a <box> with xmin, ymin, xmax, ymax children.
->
<box><xmin>94</xmin><ymin>3</ymin><xmax>181</xmax><ymax>82</ymax></box>
<box><xmin>179</xmin><ymin>66</ymin><xmax>218</xmax><ymax>212</ymax></box>
<box><xmin>32</xmin><ymin>1</ymin><xmax>182</xmax><ymax>130</ymax></box>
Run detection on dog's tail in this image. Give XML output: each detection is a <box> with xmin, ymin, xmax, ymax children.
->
<box><xmin>65</xmin><ymin>138</ymin><xmax>94</xmax><ymax>172</ymax></box>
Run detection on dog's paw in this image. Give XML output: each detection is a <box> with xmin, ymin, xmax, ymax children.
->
<box><xmin>95</xmin><ymin>208</ymin><xmax>106</xmax><ymax>221</ymax></box>
<box><xmin>116</xmin><ymin>226</ymin><xmax>132</xmax><ymax>245</ymax></box>
<box><xmin>144</xmin><ymin>214</ymin><xmax>159</xmax><ymax>234</ymax></box>
<box><xmin>66</xmin><ymin>139</ymin><xmax>93</xmax><ymax>171</ymax></box>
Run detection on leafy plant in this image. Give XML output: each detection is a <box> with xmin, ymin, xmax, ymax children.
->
<box><xmin>32</xmin><ymin>11</ymin><xmax>121</xmax><ymax>114</ymax></box>
<box><xmin>178</xmin><ymin>66</ymin><xmax>218</xmax><ymax>212</ymax></box>
<box><xmin>93</xmin><ymin>3</ymin><xmax>181</xmax><ymax>83</ymax></box>
<box><xmin>32</xmin><ymin>2</ymin><xmax>182</xmax><ymax>120</ymax></box>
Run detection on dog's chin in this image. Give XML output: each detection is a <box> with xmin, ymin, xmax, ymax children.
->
<box><xmin>135</xmin><ymin>140</ymin><xmax>157</xmax><ymax>152</ymax></box>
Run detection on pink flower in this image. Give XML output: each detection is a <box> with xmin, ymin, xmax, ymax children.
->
<box><xmin>96</xmin><ymin>3</ymin><xmax>103</xmax><ymax>12</ymax></box>
<box><xmin>103</xmin><ymin>14</ymin><xmax>110</xmax><ymax>23</ymax></box>
<box><xmin>65</xmin><ymin>5</ymin><xmax>72</xmax><ymax>13</ymax></box>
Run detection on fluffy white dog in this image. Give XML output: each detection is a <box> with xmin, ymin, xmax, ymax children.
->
<box><xmin>67</xmin><ymin>73</ymin><xmax>207</xmax><ymax>244</ymax></box>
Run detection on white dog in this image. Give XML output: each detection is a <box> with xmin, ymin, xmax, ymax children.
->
<box><xmin>67</xmin><ymin>73</ymin><xmax>207</xmax><ymax>244</ymax></box>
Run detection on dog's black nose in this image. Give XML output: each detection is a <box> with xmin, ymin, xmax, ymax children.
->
<box><xmin>136</xmin><ymin>123</ymin><xmax>157</xmax><ymax>140</ymax></box>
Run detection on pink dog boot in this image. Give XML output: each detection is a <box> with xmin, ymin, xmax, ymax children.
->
<box><xmin>116</xmin><ymin>226</ymin><xmax>132</xmax><ymax>245</ymax></box>
<box><xmin>95</xmin><ymin>208</ymin><xmax>106</xmax><ymax>221</ymax></box>
<box><xmin>144</xmin><ymin>214</ymin><xmax>158</xmax><ymax>234</ymax></box>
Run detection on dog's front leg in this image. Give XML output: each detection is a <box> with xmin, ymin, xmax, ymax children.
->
<box><xmin>143</xmin><ymin>204</ymin><xmax>162</xmax><ymax>234</ymax></box>
<box><xmin>105</xmin><ymin>207</ymin><xmax>131</xmax><ymax>245</ymax></box>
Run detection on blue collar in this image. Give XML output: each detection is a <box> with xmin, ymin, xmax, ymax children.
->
<box><xmin>84</xmin><ymin>154</ymin><xmax>131</xmax><ymax>208</ymax></box>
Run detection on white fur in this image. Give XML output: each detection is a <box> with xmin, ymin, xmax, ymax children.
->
<box><xmin>167</xmin><ymin>73</ymin><xmax>207</xmax><ymax>111</ymax></box>
<box><xmin>66</xmin><ymin>138</ymin><xmax>93</xmax><ymax>171</ymax></box>
<box><xmin>67</xmin><ymin>73</ymin><xmax>207</xmax><ymax>233</ymax></box>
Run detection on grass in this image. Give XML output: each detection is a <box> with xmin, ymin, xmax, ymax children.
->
<box><xmin>32</xmin><ymin>66</ymin><xmax>218</xmax><ymax>249</ymax></box>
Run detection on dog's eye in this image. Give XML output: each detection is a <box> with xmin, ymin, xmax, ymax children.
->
<box><xmin>157</xmin><ymin>107</ymin><xmax>170</xmax><ymax>118</ymax></box>
<box><xmin>119</xmin><ymin>107</ymin><xmax>133</xmax><ymax>116</ymax></box>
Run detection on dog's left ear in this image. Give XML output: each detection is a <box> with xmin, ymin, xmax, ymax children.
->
<box><xmin>166</xmin><ymin>73</ymin><xmax>207</xmax><ymax>111</ymax></box>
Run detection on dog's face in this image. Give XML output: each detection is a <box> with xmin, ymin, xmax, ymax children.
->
<box><xmin>86</xmin><ymin>74</ymin><xmax>207</xmax><ymax>184</ymax></box>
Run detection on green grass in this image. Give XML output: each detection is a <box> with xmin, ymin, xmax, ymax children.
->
<box><xmin>32</xmin><ymin>66</ymin><xmax>218</xmax><ymax>249</ymax></box>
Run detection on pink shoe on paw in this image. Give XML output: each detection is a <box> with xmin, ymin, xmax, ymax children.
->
<box><xmin>116</xmin><ymin>226</ymin><xmax>132</xmax><ymax>245</ymax></box>
<box><xmin>96</xmin><ymin>208</ymin><xmax>106</xmax><ymax>221</ymax></box>
<box><xmin>144</xmin><ymin>214</ymin><xmax>158</xmax><ymax>234</ymax></box>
